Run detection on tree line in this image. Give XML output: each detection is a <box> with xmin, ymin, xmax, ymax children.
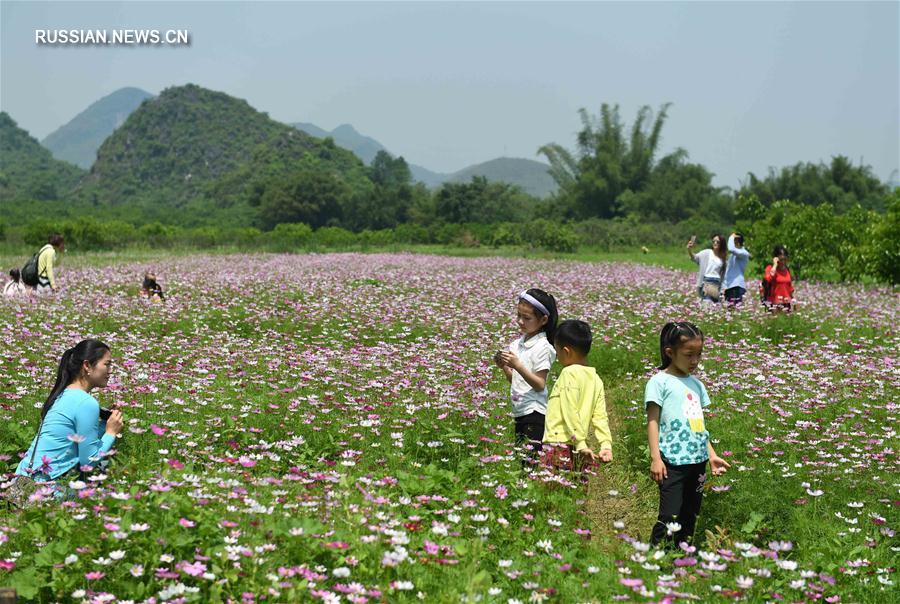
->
<box><xmin>2</xmin><ymin>103</ymin><xmax>896</xmax><ymax>284</ymax></box>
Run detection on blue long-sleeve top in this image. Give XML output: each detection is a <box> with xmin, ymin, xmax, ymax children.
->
<box><xmin>724</xmin><ymin>234</ymin><xmax>751</xmax><ymax>290</ymax></box>
<box><xmin>16</xmin><ymin>388</ymin><xmax>115</xmax><ymax>480</ymax></box>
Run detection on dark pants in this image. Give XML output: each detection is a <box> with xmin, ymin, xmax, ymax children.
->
<box><xmin>650</xmin><ymin>459</ymin><xmax>707</xmax><ymax>547</ymax></box>
<box><xmin>723</xmin><ymin>286</ymin><xmax>746</xmax><ymax>305</ymax></box>
<box><xmin>514</xmin><ymin>412</ymin><xmax>545</xmax><ymax>467</ymax></box>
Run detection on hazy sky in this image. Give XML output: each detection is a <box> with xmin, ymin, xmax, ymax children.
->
<box><xmin>1</xmin><ymin>1</ymin><xmax>898</xmax><ymax>186</ymax></box>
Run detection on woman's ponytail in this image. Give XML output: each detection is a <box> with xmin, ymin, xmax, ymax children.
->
<box><xmin>40</xmin><ymin>339</ymin><xmax>110</xmax><ymax>419</ymax></box>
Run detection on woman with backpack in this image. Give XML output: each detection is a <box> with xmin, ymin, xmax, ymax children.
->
<box><xmin>22</xmin><ymin>234</ymin><xmax>64</xmax><ymax>293</ymax></box>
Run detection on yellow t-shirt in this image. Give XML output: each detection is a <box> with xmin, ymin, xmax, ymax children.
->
<box><xmin>543</xmin><ymin>364</ymin><xmax>612</xmax><ymax>452</ymax></box>
<box><xmin>37</xmin><ymin>244</ymin><xmax>56</xmax><ymax>288</ymax></box>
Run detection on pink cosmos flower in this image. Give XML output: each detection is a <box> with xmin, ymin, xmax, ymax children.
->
<box><xmin>85</xmin><ymin>571</ymin><xmax>105</xmax><ymax>580</ymax></box>
<box><xmin>181</xmin><ymin>560</ymin><xmax>207</xmax><ymax>577</ymax></box>
<box><xmin>179</xmin><ymin>518</ymin><xmax>196</xmax><ymax>528</ymax></box>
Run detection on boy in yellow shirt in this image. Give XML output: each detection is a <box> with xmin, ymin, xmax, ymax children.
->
<box><xmin>542</xmin><ymin>320</ymin><xmax>613</xmax><ymax>478</ymax></box>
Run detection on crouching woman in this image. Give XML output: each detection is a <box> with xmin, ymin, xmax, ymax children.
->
<box><xmin>12</xmin><ymin>339</ymin><xmax>124</xmax><ymax>502</ymax></box>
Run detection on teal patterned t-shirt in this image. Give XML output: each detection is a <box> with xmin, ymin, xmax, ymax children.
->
<box><xmin>645</xmin><ymin>372</ymin><xmax>711</xmax><ymax>466</ymax></box>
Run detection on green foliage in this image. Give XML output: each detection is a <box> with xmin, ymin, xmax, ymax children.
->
<box><xmin>186</xmin><ymin>226</ymin><xmax>221</xmax><ymax>249</ymax></box>
<box><xmin>489</xmin><ymin>223</ymin><xmax>523</xmax><ymax>247</ymax></box>
<box><xmin>23</xmin><ymin>219</ymin><xmax>63</xmax><ymax>247</ymax></box>
<box><xmin>269</xmin><ymin>222</ymin><xmax>313</xmax><ymax>252</ymax></box>
<box><xmin>540</xmin><ymin>103</ymin><xmax>673</xmax><ymax>219</ymax></box>
<box><xmin>138</xmin><ymin>222</ymin><xmax>177</xmax><ymax>247</ymax></box>
<box><xmin>739</xmin><ymin>155</ymin><xmax>890</xmax><ymax>212</ymax></box>
<box><xmin>0</xmin><ymin>112</ymin><xmax>85</xmax><ymax>202</ymax></box>
<box><xmin>392</xmin><ymin>222</ymin><xmax>430</xmax><ymax>244</ymax></box>
<box><xmin>737</xmin><ymin>195</ymin><xmax>893</xmax><ymax>282</ymax></box>
<box><xmin>22</xmin><ymin>217</ymin><xmax>135</xmax><ymax>250</ymax></box>
<box><xmin>70</xmin><ymin>84</ymin><xmax>371</xmax><ymax>227</ymax></box>
<box><xmin>618</xmin><ymin>154</ymin><xmax>732</xmax><ymax>223</ymax></box>
<box><xmin>342</xmin><ymin>151</ymin><xmax>419</xmax><ymax>231</ymax></box>
<box><xmin>41</xmin><ymin>87</ymin><xmax>154</xmax><ymax>169</ymax></box>
<box><xmin>539</xmin><ymin>103</ymin><xmax>730</xmax><ymax>224</ymax></box>
<box><xmin>434</xmin><ymin>176</ymin><xmax>531</xmax><ymax>224</ymax></box>
<box><xmin>521</xmin><ymin>219</ymin><xmax>579</xmax><ymax>253</ymax></box>
<box><xmin>311</xmin><ymin>226</ymin><xmax>355</xmax><ymax>248</ymax></box>
<box><xmin>574</xmin><ymin>216</ymin><xmax>731</xmax><ymax>251</ymax></box>
<box><xmin>847</xmin><ymin>190</ymin><xmax>900</xmax><ymax>284</ymax></box>
<box><xmin>357</xmin><ymin>229</ymin><xmax>395</xmax><ymax>248</ymax></box>
<box><xmin>259</xmin><ymin>170</ymin><xmax>350</xmax><ymax>229</ymax></box>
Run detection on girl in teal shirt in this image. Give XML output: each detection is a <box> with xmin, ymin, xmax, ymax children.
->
<box><xmin>15</xmin><ymin>339</ymin><xmax>124</xmax><ymax>486</ymax></box>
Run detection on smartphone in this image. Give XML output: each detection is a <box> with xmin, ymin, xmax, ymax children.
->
<box><xmin>689</xmin><ymin>235</ymin><xmax>697</xmax><ymax>246</ymax></box>
<box><xmin>99</xmin><ymin>408</ymin><xmax>112</xmax><ymax>421</ymax></box>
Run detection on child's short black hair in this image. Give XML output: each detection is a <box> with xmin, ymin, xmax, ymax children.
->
<box><xmin>555</xmin><ymin>320</ymin><xmax>592</xmax><ymax>356</ymax></box>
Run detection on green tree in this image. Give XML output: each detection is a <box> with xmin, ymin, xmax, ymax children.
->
<box><xmin>258</xmin><ymin>170</ymin><xmax>349</xmax><ymax>229</ymax></box>
<box><xmin>342</xmin><ymin>151</ymin><xmax>416</xmax><ymax>231</ymax></box>
<box><xmin>433</xmin><ymin>176</ymin><xmax>531</xmax><ymax>224</ymax></box>
<box><xmin>618</xmin><ymin>153</ymin><xmax>732</xmax><ymax>223</ymax></box>
<box><xmin>739</xmin><ymin>156</ymin><xmax>889</xmax><ymax>212</ymax></box>
<box><xmin>539</xmin><ymin>103</ymin><xmax>677</xmax><ymax>219</ymax></box>
<box><xmin>369</xmin><ymin>150</ymin><xmax>411</xmax><ymax>188</ymax></box>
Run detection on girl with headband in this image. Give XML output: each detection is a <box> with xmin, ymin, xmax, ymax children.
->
<box><xmin>494</xmin><ymin>288</ymin><xmax>559</xmax><ymax>468</ymax></box>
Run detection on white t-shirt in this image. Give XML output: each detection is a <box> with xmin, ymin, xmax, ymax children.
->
<box><xmin>703</xmin><ymin>254</ymin><xmax>724</xmax><ymax>280</ymax></box>
<box><xmin>508</xmin><ymin>331</ymin><xmax>556</xmax><ymax>418</ymax></box>
<box><xmin>693</xmin><ymin>248</ymin><xmax>724</xmax><ymax>283</ymax></box>
<box><xmin>3</xmin><ymin>281</ymin><xmax>25</xmax><ymax>296</ymax></box>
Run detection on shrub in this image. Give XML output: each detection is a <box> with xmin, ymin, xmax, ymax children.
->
<box><xmin>489</xmin><ymin>223</ymin><xmax>523</xmax><ymax>247</ymax></box>
<box><xmin>432</xmin><ymin>223</ymin><xmax>463</xmax><ymax>245</ymax></box>
<box><xmin>186</xmin><ymin>226</ymin><xmax>221</xmax><ymax>249</ymax></box>
<box><xmin>393</xmin><ymin>223</ymin><xmax>430</xmax><ymax>244</ymax></box>
<box><xmin>230</xmin><ymin>227</ymin><xmax>262</xmax><ymax>249</ymax></box>
<box><xmin>23</xmin><ymin>220</ymin><xmax>63</xmax><ymax>248</ymax></box>
<box><xmin>269</xmin><ymin>223</ymin><xmax>313</xmax><ymax>252</ymax></box>
<box><xmin>138</xmin><ymin>222</ymin><xmax>178</xmax><ymax>247</ymax></box>
<box><xmin>312</xmin><ymin>226</ymin><xmax>356</xmax><ymax>248</ymax></box>
<box><xmin>357</xmin><ymin>229</ymin><xmax>394</xmax><ymax>248</ymax></box>
<box><xmin>522</xmin><ymin>219</ymin><xmax>579</xmax><ymax>253</ymax></box>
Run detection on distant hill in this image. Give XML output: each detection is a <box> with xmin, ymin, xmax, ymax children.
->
<box><xmin>76</xmin><ymin>84</ymin><xmax>371</xmax><ymax>225</ymax></box>
<box><xmin>42</xmin><ymin>87</ymin><xmax>154</xmax><ymax>169</ymax></box>
<box><xmin>0</xmin><ymin>112</ymin><xmax>85</xmax><ymax>202</ymax></box>
<box><xmin>291</xmin><ymin>122</ymin><xmax>554</xmax><ymax>196</ymax></box>
<box><xmin>447</xmin><ymin>157</ymin><xmax>556</xmax><ymax>198</ymax></box>
<box><xmin>292</xmin><ymin>121</ymin><xmax>448</xmax><ymax>187</ymax></box>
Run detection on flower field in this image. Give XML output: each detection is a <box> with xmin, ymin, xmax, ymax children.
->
<box><xmin>0</xmin><ymin>252</ymin><xmax>897</xmax><ymax>603</ymax></box>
